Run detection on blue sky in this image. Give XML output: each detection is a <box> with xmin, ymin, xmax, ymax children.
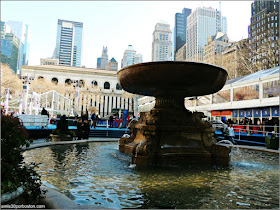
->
<box><xmin>2</xmin><ymin>1</ymin><xmax>253</xmax><ymax>69</ymax></box>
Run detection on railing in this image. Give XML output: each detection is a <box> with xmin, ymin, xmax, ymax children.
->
<box><xmin>220</xmin><ymin>124</ymin><xmax>280</xmax><ymax>143</ymax></box>
<box><xmin>232</xmin><ymin>124</ymin><xmax>279</xmax><ymax>135</ymax></box>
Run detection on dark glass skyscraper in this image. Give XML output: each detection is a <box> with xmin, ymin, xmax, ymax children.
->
<box><xmin>173</xmin><ymin>8</ymin><xmax>191</xmax><ymax>60</ymax></box>
<box><xmin>53</xmin><ymin>19</ymin><xmax>83</xmax><ymax>67</ymax></box>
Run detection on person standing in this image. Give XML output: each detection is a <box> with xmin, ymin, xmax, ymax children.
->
<box><xmin>91</xmin><ymin>112</ymin><xmax>97</xmax><ymax>128</ymax></box>
<box><xmin>77</xmin><ymin>118</ymin><xmax>83</xmax><ymax>140</ymax></box>
<box><xmin>118</xmin><ymin>117</ymin><xmax>123</xmax><ymax>129</ymax></box>
<box><xmin>109</xmin><ymin>114</ymin><xmax>114</xmax><ymax>128</ymax></box>
<box><xmin>226</xmin><ymin>124</ymin><xmax>236</xmax><ymax>144</ymax></box>
<box><xmin>83</xmin><ymin>119</ymin><xmax>90</xmax><ymax>139</ymax></box>
<box><xmin>114</xmin><ymin>116</ymin><xmax>119</xmax><ymax>128</ymax></box>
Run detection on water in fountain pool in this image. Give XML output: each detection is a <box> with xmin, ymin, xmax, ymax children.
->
<box><xmin>23</xmin><ymin>142</ymin><xmax>279</xmax><ymax>209</ymax></box>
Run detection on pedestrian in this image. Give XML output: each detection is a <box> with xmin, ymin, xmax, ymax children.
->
<box><xmin>114</xmin><ymin>116</ymin><xmax>119</xmax><ymax>128</ymax></box>
<box><xmin>126</xmin><ymin>115</ymin><xmax>130</xmax><ymax>127</ymax></box>
<box><xmin>119</xmin><ymin>117</ymin><xmax>123</xmax><ymax>128</ymax></box>
<box><xmin>83</xmin><ymin>119</ymin><xmax>90</xmax><ymax>139</ymax></box>
<box><xmin>82</xmin><ymin>112</ymin><xmax>88</xmax><ymax>121</ymax></box>
<box><xmin>77</xmin><ymin>118</ymin><xmax>83</xmax><ymax>140</ymax></box>
<box><xmin>91</xmin><ymin>112</ymin><xmax>97</xmax><ymax>128</ymax></box>
<box><xmin>226</xmin><ymin>124</ymin><xmax>236</xmax><ymax>144</ymax></box>
<box><xmin>109</xmin><ymin>114</ymin><xmax>114</xmax><ymax>128</ymax></box>
<box><xmin>41</xmin><ymin>107</ymin><xmax>48</xmax><ymax>115</ymax></box>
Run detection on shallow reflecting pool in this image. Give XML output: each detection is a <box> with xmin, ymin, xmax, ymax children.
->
<box><xmin>23</xmin><ymin>142</ymin><xmax>279</xmax><ymax>209</ymax></box>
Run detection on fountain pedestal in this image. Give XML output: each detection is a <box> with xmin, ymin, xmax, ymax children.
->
<box><xmin>118</xmin><ymin>61</ymin><xmax>231</xmax><ymax>166</ymax></box>
<box><xmin>120</xmin><ymin>95</ymin><xmax>230</xmax><ymax>166</ymax></box>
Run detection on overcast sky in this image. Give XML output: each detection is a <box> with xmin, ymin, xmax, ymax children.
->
<box><xmin>2</xmin><ymin>1</ymin><xmax>253</xmax><ymax>69</ymax></box>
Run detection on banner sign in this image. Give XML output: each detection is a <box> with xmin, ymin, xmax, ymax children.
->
<box><xmin>246</xmin><ymin>109</ymin><xmax>253</xmax><ymax>117</ymax></box>
<box><xmin>272</xmin><ymin>106</ymin><xmax>279</xmax><ymax>117</ymax></box>
<box><xmin>239</xmin><ymin>110</ymin><xmax>245</xmax><ymax>118</ymax></box>
<box><xmin>232</xmin><ymin>110</ymin><xmax>238</xmax><ymax>118</ymax></box>
<box><xmin>262</xmin><ymin>107</ymin><xmax>270</xmax><ymax>117</ymax></box>
<box><xmin>254</xmin><ymin>108</ymin><xmax>261</xmax><ymax>117</ymax></box>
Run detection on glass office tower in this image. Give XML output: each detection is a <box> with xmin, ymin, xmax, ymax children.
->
<box><xmin>186</xmin><ymin>7</ymin><xmax>227</xmax><ymax>62</ymax></box>
<box><xmin>53</xmin><ymin>19</ymin><xmax>83</xmax><ymax>67</ymax></box>
<box><xmin>173</xmin><ymin>8</ymin><xmax>192</xmax><ymax>60</ymax></box>
<box><xmin>1</xmin><ymin>21</ymin><xmax>20</xmax><ymax>73</ymax></box>
<box><xmin>6</xmin><ymin>21</ymin><xmax>29</xmax><ymax>74</ymax></box>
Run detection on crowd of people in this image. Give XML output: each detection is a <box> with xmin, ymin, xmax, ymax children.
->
<box><xmin>217</xmin><ymin>117</ymin><xmax>279</xmax><ymax>145</ymax></box>
<box><xmin>221</xmin><ymin>117</ymin><xmax>279</xmax><ymax>133</ymax></box>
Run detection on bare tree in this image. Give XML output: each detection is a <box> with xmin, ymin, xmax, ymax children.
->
<box><xmin>1</xmin><ymin>63</ymin><xmax>22</xmax><ymax>97</ymax></box>
<box><xmin>237</xmin><ymin>33</ymin><xmax>279</xmax><ymax>76</ymax></box>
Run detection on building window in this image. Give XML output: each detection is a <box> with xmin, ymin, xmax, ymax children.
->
<box><xmin>104</xmin><ymin>82</ymin><xmax>110</xmax><ymax>89</ymax></box>
<box><xmin>92</xmin><ymin>80</ymin><xmax>98</xmax><ymax>88</ymax></box>
<box><xmin>116</xmin><ymin>83</ymin><xmax>122</xmax><ymax>90</ymax></box>
<box><xmin>263</xmin><ymin>80</ymin><xmax>280</xmax><ymax>98</ymax></box>
<box><xmin>233</xmin><ymin>85</ymin><xmax>259</xmax><ymax>101</ymax></box>
<box><xmin>51</xmin><ymin>78</ymin><xmax>58</xmax><ymax>85</ymax></box>
<box><xmin>65</xmin><ymin>79</ymin><xmax>71</xmax><ymax>86</ymax></box>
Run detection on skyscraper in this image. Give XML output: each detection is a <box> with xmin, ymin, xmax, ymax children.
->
<box><xmin>1</xmin><ymin>21</ymin><xmax>20</xmax><ymax>73</ymax></box>
<box><xmin>97</xmin><ymin>46</ymin><xmax>108</xmax><ymax>70</ymax></box>
<box><xmin>121</xmin><ymin>45</ymin><xmax>143</xmax><ymax>68</ymax></box>
<box><xmin>152</xmin><ymin>21</ymin><xmax>172</xmax><ymax>61</ymax></box>
<box><xmin>106</xmin><ymin>57</ymin><xmax>118</xmax><ymax>71</ymax></box>
<box><xmin>248</xmin><ymin>0</ymin><xmax>279</xmax><ymax>69</ymax></box>
<box><xmin>1</xmin><ymin>24</ymin><xmax>20</xmax><ymax>74</ymax></box>
<box><xmin>186</xmin><ymin>7</ymin><xmax>227</xmax><ymax>62</ymax></box>
<box><xmin>5</xmin><ymin>21</ymin><xmax>29</xmax><ymax>74</ymax></box>
<box><xmin>97</xmin><ymin>57</ymin><xmax>101</xmax><ymax>69</ymax></box>
<box><xmin>173</xmin><ymin>8</ymin><xmax>192</xmax><ymax>60</ymax></box>
<box><xmin>53</xmin><ymin>19</ymin><xmax>83</xmax><ymax>67</ymax></box>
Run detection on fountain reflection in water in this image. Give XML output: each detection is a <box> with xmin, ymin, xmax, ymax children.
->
<box><xmin>23</xmin><ymin>142</ymin><xmax>279</xmax><ymax>209</ymax></box>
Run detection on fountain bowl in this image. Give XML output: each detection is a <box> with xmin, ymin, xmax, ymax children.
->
<box><xmin>117</xmin><ymin>61</ymin><xmax>228</xmax><ymax>97</ymax></box>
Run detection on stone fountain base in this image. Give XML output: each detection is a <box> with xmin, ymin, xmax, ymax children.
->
<box><xmin>120</xmin><ymin>98</ymin><xmax>230</xmax><ymax>166</ymax></box>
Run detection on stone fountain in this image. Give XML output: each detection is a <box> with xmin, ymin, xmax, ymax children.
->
<box><xmin>118</xmin><ymin>61</ymin><xmax>230</xmax><ymax>166</ymax></box>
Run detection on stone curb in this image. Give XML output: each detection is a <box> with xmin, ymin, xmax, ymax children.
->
<box><xmin>218</xmin><ymin>143</ymin><xmax>280</xmax><ymax>154</ymax></box>
<box><xmin>22</xmin><ymin>138</ymin><xmax>119</xmax><ymax>151</ymax></box>
<box><xmin>39</xmin><ymin>186</ymin><xmax>109</xmax><ymax>209</ymax></box>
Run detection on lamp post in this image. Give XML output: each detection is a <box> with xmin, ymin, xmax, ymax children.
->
<box><xmin>21</xmin><ymin>74</ymin><xmax>34</xmax><ymax>114</ymax></box>
<box><xmin>134</xmin><ymin>94</ymin><xmax>139</xmax><ymax>117</ymax></box>
<box><xmin>72</xmin><ymin>80</ymin><xmax>81</xmax><ymax>116</ymax></box>
<box><xmin>4</xmin><ymin>88</ymin><xmax>10</xmax><ymax>115</ymax></box>
<box><xmin>18</xmin><ymin>94</ymin><xmax>23</xmax><ymax>114</ymax></box>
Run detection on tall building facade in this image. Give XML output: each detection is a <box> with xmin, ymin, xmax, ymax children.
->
<box><xmin>1</xmin><ymin>21</ymin><xmax>20</xmax><ymax>73</ymax></box>
<box><xmin>152</xmin><ymin>21</ymin><xmax>172</xmax><ymax>61</ymax></box>
<box><xmin>121</xmin><ymin>45</ymin><xmax>143</xmax><ymax>68</ymax></box>
<box><xmin>40</xmin><ymin>58</ymin><xmax>59</xmax><ymax>65</ymax></box>
<box><xmin>173</xmin><ymin>8</ymin><xmax>192</xmax><ymax>60</ymax></box>
<box><xmin>186</xmin><ymin>7</ymin><xmax>227</xmax><ymax>62</ymax></box>
<box><xmin>97</xmin><ymin>46</ymin><xmax>109</xmax><ymax>69</ymax></box>
<box><xmin>6</xmin><ymin>21</ymin><xmax>30</xmax><ymax>74</ymax></box>
<box><xmin>133</xmin><ymin>54</ymin><xmax>143</xmax><ymax>64</ymax></box>
<box><xmin>248</xmin><ymin>0</ymin><xmax>279</xmax><ymax>70</ymax></box>
<box><xmin>53</xmin><ymin>19</ymin><xmax>83</xmax><ymax>67</ymax></box>
<box><xmin>97</xmin><ymin>57</ymin><xmax>101</xmax><ymax>69</ymax></box>
<box><xmin>175</xmin><ymin>43</ymin><xmax>187</xmax><ymax>61</ymax></box>
<box><xmin>203</xmin><ymin>32</ymin><xmax>230</xmax><ymax>65</ymax></box>
<box><xmin>106</xmin><ymin>57</ymin><xmax>118</xmax><ymax>71</ymax></box>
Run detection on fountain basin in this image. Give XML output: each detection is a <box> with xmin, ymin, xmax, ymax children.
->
<box><xmin>23</xmin><ymin>142</ymin><xmax>279</xmax><ymax>209</ymax></box>
<box><xmin>118</xmin><ymin>61</ymin><xmax>229</xmax><ymax>166</ymax></box>
<box><xmin>117</xmin><ymin>61</ymin><xmax>228</xmax><ymax>97</ymax></box>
